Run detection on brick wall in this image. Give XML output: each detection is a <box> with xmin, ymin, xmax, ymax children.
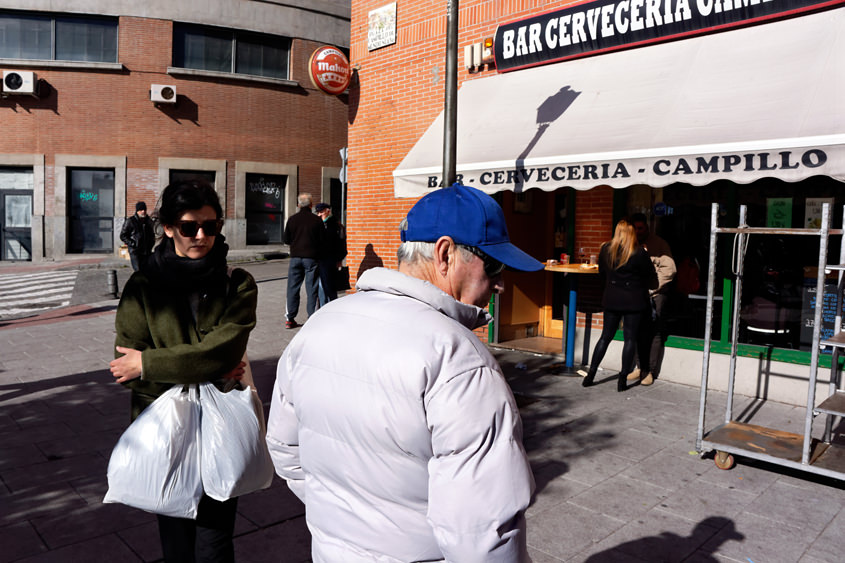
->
<box><xmin>0</xmin><ymin>16</ymin><xmax>348</xmax><ymax>218</ymax></box>
<box><xmin>348</xmin><ymin>0</ymin><xmax>610</xmax><ymax>331</ymax></box>
<box><xmin>348</xmin><ymin>0</ymin><xmax>593</xmax><ymax>272</ymax></box>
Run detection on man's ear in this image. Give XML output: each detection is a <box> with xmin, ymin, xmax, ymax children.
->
<box><xmin>433</xmin><ymin>236</ymin><xmax>454</xmax><ymax>277</ymax></box>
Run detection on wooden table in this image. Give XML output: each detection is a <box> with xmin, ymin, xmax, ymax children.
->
<box><xmin>545</xmin><ymin>263</ymin><xmax>600</xmax><ymax>369</ymax></box>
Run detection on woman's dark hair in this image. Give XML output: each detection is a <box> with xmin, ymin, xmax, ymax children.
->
<box><xmin>155</xmin><ymin>179</ymin><xmax>223</xmax><ymax>227</ymax></box>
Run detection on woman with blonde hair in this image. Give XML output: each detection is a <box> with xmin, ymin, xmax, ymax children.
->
<box><xmin>582</xmin><ymin>219</ymin><xmax>657</xmax><ymax>391</ymax></box>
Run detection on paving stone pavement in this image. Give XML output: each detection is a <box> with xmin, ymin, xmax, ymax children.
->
<box><xmin>1</xmin><ymin>257</ymin><xmax>844</xmax><ymax>562</ymax></box>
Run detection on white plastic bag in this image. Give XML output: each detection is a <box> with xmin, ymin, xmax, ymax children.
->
<box><xmin>199</xmin><ymin>382</ymin><xmax>274</xmax><ymax>501</ymax></box>
<box><xmin>104</xmin><ymin>384</ymin><xmax>203</xmax><ymax>518</ymax></box>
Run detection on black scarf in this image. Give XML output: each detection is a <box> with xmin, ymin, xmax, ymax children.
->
<box><xmin>141</xmin><ymin>235</ymin><xmax>229</xmax><ymax>292</ymax></box>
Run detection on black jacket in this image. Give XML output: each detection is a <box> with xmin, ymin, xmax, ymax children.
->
<box><xmin>322</xmin><ymin>215</ymin><xmax>348</xmax><ymax>262</ymax></box>
<box><xmin>599</xmin><ymin>245</ymin><xmax>658</xmax><ymax>312</ymax></box>
<box><xmin>284</xmin><ymin>207</ymin><xmax>325</xmax><ymax>258</ymax></box>
<box><xmin>120</xmin><ymin>214</ymin><xmax>155</xmax><ymax>256</ymax></box>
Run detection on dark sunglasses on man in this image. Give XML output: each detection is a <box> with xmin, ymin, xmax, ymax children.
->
<box><xmin>460</xmin><ymin>245</ymin><xmax>506</xmax><ymax>278</ymax></box>
<box><xmin>174</xmin><ymin>219</ymin><xmax>224</xmax><ymax>238</ymax></box>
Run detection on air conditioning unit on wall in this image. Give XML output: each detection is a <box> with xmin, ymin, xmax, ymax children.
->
<box><xmin>3</xmin><ymin>70</ymin><xmax>38</xmax><ymax>95</ymax></box>
<box><xmin>151</xmin><ymin>84</ymin><xmax>177</xmax><ymax>104</ymax></box>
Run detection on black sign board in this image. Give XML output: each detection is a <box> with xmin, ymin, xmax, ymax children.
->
<box><xmin>494</xmin><ymin>0</ymin><xmax>844</xmax><ymax>72</ymax></box>
<box><xmin>800</xmin><ymin>279</ymin><xmax>845</xmax><ymax>351</ymax></box>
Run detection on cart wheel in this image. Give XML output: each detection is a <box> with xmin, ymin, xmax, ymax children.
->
<box><xmin>714</xmin><ymin>451</ymin><xmax>735</xmax><ymax>470</ymax></box>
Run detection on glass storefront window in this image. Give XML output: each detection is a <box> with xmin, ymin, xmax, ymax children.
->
<box><xmin>629</xmin><ymin>176</ymin><xmax>845</xmax><ymax>352</ymax></box>
<box><xmin>68</xmin><ymin>168</ymin><xmax>114</xmax><ymax>253</ymax></box>
<box><xmin>246</xmin><ymin>173</ymin><xmax>285</xmax><ymax>245</ymax></box>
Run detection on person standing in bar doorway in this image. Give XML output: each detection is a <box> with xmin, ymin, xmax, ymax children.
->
<box><xmin>583</xmin><ymin>219</ymin><xmax>657</xmax><ymax>391</ymax></box>
<box><xmin>283</xmin><ymin>193</ymin><xmax>324</xmax><ymax>329</ymax></box>
<box><xmin>267</xmin><ymin>183</ymin><xmax>542</xmax><ymax>562</ymax></box>
<box><xmin>120</xmin><ymin>201</ymin><xmax>155</xmax><ymax>271</ymax></box>
<box><xmin>315</xmin><ymin>202</ymin><xmax>347</xmax><ymax>306</ymax></box>
<box><xmin>629</xmin><ymin>212</ymin><xmax>676</xmax><ymax>386</ymax></box>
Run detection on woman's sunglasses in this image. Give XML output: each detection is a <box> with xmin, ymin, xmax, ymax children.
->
<box><xmin>174</xmin><ymin>219</ymin><xmax>224</xmax><ymax>238</ymax></box>
<box><xmin>460</xmin><ymin>245</ymin><xmax>506</xmax><ymax>278</ymax></box>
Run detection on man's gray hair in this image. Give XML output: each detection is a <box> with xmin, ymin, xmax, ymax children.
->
<box><xmin>397</xmin><ymin>240</ymin><xmax>475</xmax><ymax>266</ymax></box>
<box><xmin>297</xmin><ymin>193</ymin><xmax>313</xmax><ymax>208</ymax></box>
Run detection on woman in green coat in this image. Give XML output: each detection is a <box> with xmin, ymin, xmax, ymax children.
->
<box><xmin>109</xmin><ymin>179</ymin><xmax>258</xmax><ymax>563</ymax></box>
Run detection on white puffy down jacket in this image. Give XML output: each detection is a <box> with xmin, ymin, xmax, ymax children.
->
<box><xmin>266</xmin><ymin>267</ymin><xmax>534</xmax><ymax>562</ymax></box>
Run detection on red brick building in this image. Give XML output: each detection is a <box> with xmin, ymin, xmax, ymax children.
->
<box><xmin>346</xmin><ymin>0</ymin><xmax>845</xmax><ymax>402</ymax></box>
<box><xmin>0</xmin><ymin>1</ymin><xmax>349</xmax><ymax>262</ymax></box>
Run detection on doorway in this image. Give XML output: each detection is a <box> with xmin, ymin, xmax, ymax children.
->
<box><xmin>0</xmin><ymin>167</ymin><xmax>34</xmax><ymax>261</ymax></box>
<box><xmin>1</xmin><ymin>190</ymin><xmax>32</xmax><ymax>260</ymax></box>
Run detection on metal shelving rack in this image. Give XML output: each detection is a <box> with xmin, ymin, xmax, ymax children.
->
<box><xmin>696</xmin><ymin>202</ymin><xmax>845</xmax><ymax>479</ymax></box>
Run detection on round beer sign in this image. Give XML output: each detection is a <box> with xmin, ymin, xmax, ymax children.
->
<box><xmin>309</xmin><ymin>46</ymin><xmax>351</xmax><ymax>95</ymax></box>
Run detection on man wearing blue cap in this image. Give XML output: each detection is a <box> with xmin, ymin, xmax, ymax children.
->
<box><xmin>267</xmin><ymin>184</ymin><xmax>542</xmax><ymax>562</ymax></box>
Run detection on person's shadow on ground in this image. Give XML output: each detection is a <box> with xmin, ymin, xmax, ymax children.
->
<box><xmin>583</xmin><ymin>516</ymin><xmax>743</xmax><ymax>562</ymax></box>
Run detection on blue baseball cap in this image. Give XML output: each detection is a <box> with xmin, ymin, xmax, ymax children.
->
<box><xmin>400</xmin><ymin>183</ymin><xmax>543</xmax><ymax>272</ymax></box>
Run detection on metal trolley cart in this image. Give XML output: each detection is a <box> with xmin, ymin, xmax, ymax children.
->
<box><xmin>696</xmin><ymin>202</ymin><xmax>845</xmax><ymax>479</ymax></box>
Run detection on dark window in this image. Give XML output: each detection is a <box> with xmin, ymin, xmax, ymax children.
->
<box><xmin>0</xmin><ymin>12</ymin><xmax>117</xmax><ymax>62</ymax></box>
<box><xmin>56</xmin><ymin>17</ymin><xmax>118</xmax><ymax>62</ymax></box>
<box><xmin>329</xmin><ymin>177</ymin><xmax>345</xmax><ymax>225</ymax></box>
<box><xmin>246</xmin><ymin>173</ymin><xmax>286</xmax><ymax>245</ymax></box>
<box><xmin>236</xmin><ymin>32</ymin><xmax>288</xmax><ymax>79</ymax></box>
<box><xmin>169</xmin><ymin>170</ymin><xmax>216</xmax><ymax>187</ymax></box>
<box><xmin>174</xmin><ymin>25</ymin><xmax>232</xmax><ymax>73</ymax></box>
<box><xmin>68</xmin><ymin>169</ymin><xmax>114</xmax><ymax>253</ymax></box>
<box><xmin>173</xmin><ymin>24</ymin><xmax>290</xmax><ymax>79</ymax></box>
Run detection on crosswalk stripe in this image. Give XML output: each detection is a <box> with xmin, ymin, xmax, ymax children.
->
<box><xmin>1</xmin><ymin>293</ymin><xmax>75</xmax><ymax>307</ymax></box>
<box><xmin>0</xmin><ymin>270</ymin><xmax>78</xmax><ymax>318</ymax></box>
<box><xmin>2</xmin><ymin>304</ymin><xmax>71</xmax><ymax>316</ymax></box>
<box><xmin>0</xmin><ymin>272</ymin><xmax>78</xmax><ymax>286</ymax></box>
<box><xmin>1</xmin><ymin>282</ymin><xmax>77</xmax><ymax>297</ymax></box>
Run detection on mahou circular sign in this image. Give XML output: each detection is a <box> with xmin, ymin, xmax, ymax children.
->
<box><xmin>309</xmin><ymin>46</ymin><xmax>351</xmax><ymax>95</ymax></box>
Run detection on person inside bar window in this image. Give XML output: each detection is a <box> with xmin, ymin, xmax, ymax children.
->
<box><xmin>629</xmin><ymin>212</ymin><xmax>676</xmax><ymax>386</ymax></box>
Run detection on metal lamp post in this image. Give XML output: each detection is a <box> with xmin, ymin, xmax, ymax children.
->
<box><xmin>442</xmin><ymin>0</ymin><xmax>459</xmax><ymax>187</ymax></box>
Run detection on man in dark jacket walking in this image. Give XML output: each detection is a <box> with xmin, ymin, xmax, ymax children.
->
<box><xmin>315</xmin><ymin>203</ymin><xmax>348</xmax><ymax>306</ymax></box>
<box><xmin>283</xmin><ymin>194</ymin><xmax>325</xmax><ymax>329</ymax></box>
<box><xmin>120</xmin><ymin>201</ymin><xmax>155</xmax><ymax>271</ymax></box>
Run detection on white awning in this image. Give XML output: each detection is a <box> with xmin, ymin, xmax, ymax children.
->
<box><xmin>393</xmin><ymin>8</ymin><xmax>845</xmax><ymax>197</ymax></box>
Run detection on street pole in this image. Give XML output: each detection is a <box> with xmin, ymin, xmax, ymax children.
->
<box><xmin>443</xmin><ymin>0</ymin><xmax>459</xmax><ymax>187</ymax></box>
<box><xmin>339</xmin><ymin>146</ymin><xmax>348</xmax><ymax>226</ymax></box>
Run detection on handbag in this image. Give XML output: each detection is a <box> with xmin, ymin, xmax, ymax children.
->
<box><xmin>335</xmin><ymin>265</ymin><xmax>351</xmax><ymax>291</ymax></box>
<box><xmin>199</xmin><ymin>380</ymin><xmax>275</xmax><ymax>501</ymax></box>
<box><xmin>104</xmin><ymin>385</ymin><xmax>203</xmax><ymax>519</ymax></box>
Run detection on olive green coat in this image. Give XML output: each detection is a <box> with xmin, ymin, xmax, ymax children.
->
<box><xmin>114</xmin><ymin>267</ymin><xmax>258</xmax><ymax>420</ymax></box>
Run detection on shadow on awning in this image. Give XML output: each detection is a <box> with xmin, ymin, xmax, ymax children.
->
<box><xmin>393</xmin><ymin>7</ymin><xmax>845</xmax><ymax>197</ymax></box>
